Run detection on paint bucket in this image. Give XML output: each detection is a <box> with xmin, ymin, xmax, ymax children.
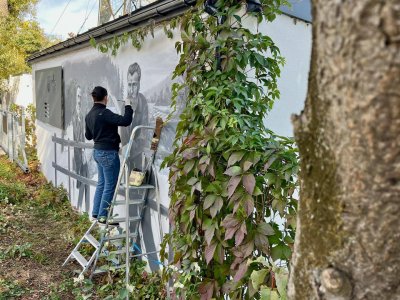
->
<box><xmin>129</xmin><ymin>169</ymin><xmax>145</xmax><ymax>186</ymax></box>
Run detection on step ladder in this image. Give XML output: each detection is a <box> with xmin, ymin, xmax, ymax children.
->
<box><xmin>62</xmin><ymin>117</ymin><xmax>164</xmax><ymax>287</ymax></box>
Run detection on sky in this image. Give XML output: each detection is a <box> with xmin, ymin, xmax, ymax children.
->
<box><xmin>36</xmin><ymin>0</ymin><xmax>100</xmax><ymax>40</ymax></box>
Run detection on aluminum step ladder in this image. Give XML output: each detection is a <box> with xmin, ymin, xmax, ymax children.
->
<box><xmin>62</xmin><ymin>118</ymin><xmax>164</xmax><ymax>286</ymax></box>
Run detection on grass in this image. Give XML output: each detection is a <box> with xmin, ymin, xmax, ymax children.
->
<box><xmin>0</xmin><ymin>279</ymin><xmax>28</xmax><ymax>299</ymax></box>
<box><xmin>0</xmin><ymin>154</ymin><xmax>165</xmax><ymax>299</ymax></box>
<box><xmin>0</xmin><ymin>154</ymin><xmax>92</xmax><ymax>299</ymax></box>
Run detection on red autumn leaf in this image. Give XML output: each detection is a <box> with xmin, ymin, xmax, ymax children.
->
<box><xmin>210</xmin><ymin>197</ymin><xmax>223</xmax><ymax>218</ymax></box>
<box><xmin>225</xmin><ymin>226</ymin><xmax>238</xmax><ymax>240</ymax></box>
<box><xmin>199</xmin><ymin>281</ymin><xmax>214</xmax><ymax>300</ymax></box>
<box><xmin>242</xmin><ymin>174</ymin><xmax>256</xmax><ymax>194</ymax></box>
<box><xmin>228</xmin><ymin>176</ymin><xmax>241</xmax><ymax>198</ymax></box>
<box><xmin>264</xmin><ymin>155</ymin><xmax>277</xmax><ymax>171</ymax></box>
<box><xmin>205</xmin><ymin>242</ymin><xmax>217</xmax><ymax>264</ymax></box>
<box><xmin>182</xmin><ymin>148</ymin><xmax>198</xmax><ymax>159</ymax></box>
<box><xmin>199</xmin><ymin>164</ymin><xmax>207</xmax><ymax>174</ymax></box>
<box><xmin>255</xmin><ymin>232</ymin><xmax>270</xmax><ymax>255</ymax></box>
<box><xmin>228</xmin><ymin>191</ymin><xmax>242</xmax><ymax>206</ymax></box>
<box><xmin>243</xmin><ymin>160</ymin><xmax>252</xmax><ymax>172</ymax></box>
<box><xmin>227</xmin><ymin>151</ymin><xmax>245</xmax><ymax>167</ymax></box>
<box><xmin>233</xmin><ymin>261</ymin><xmax>248</xmax><ymax>282</ymax></box>
<box><xmin>205</xmin><ymin>225</ymin><xmax>215</xmax><ymax>246</ymax></box>
<box><xmin>215</xmin><ymin>243</ymin><xmax>224</xmax><ymax>264</ymax></box>
<box><xmin>235</xmin><ymin>222</ymin><xmax>247</xmax><ymax>246</ymax></box>
<box><xmin>243</xmin><ymin>194</ymin><xmax>254</xmax><ymax>216</ymax></box>
<box><xmin>221</xmin><ymin>215</ymin><xmax>240</xmax><ymax>228</ymax></box>
<box><xmin>208</xmin><ymin>161</ymin><xmax>216</xmax><ymax>178</ymax></box>
<box><xmin>241</xmin><ymin>240</ymin><xmax>254</xmax><ymax>257</ymax></box>
<box><xmin>189</xmin><ymin>209</ymin><xmax>195</xmax><ymax>221</ymax></box>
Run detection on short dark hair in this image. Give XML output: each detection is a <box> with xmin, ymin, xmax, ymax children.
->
<box><xmin>91</xmin><ymin>86</ymin><xmax>108</xmax><ymax>102</ymax></box>
<box><xmin>127</xmin><ymin>63</ymin><xmax>141</xmax><ymax>80</ymax></box>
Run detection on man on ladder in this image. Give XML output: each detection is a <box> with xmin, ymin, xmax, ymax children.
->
<box><xmin>85</xmin><ymin>86</ymin><xmax>133</xmax><ymax>224</ymax></box>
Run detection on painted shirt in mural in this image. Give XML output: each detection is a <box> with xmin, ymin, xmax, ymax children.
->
<box><xmin>120</xmin><ymin>93</ymin><xmax>149</xmax><ymax>171</ymax></box>
<box><xmin>72</xmin><ymin>111</ymin><xmax>87</xmax><ymax>187</ymax></box>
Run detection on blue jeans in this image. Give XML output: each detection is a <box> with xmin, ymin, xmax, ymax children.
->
<box><xmin>92</xmin><ymin>149</ymin><xmax>120</xmax><ymax>218</ymax></box>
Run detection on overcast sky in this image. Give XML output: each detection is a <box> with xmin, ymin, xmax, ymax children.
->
<box><xmin>37</xmin><ymin>0</ymin><xmax>99</xmax><ymax>40</ymax></box>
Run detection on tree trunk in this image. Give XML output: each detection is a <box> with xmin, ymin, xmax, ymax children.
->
<box><xmin>289</xmin><ymin>1</ymin><xmax>400</xmax><ymax>299</ymax></box>
<box><xmin>0</xmin><ymin>0</ymin><xmax>8</xmax><ymax>17</ymax></box>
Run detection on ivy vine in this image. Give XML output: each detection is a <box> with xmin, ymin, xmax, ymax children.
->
<box><xmin>90</xmin><ymin>0</ymin><xmax>298</xmax><ymax>299</ymax></box>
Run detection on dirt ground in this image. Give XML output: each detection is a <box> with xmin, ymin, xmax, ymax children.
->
<box><xmin>0</xmin><ymin>154</ymin><xmax>88</xmax><ymax>299</ymax></box>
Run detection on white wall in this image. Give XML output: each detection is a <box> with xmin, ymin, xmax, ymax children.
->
<box><xmin>262</xmin><ymin>14</ymin><xmax>311</xmax><ymax>137</ymax></box>
<box><xmin>14</xmin><ymin>74</ymin><xmax>34</xmax><ymax>108</ymax></box>
<box><xmin>1</xmin><ymin>74</ymin><xmax>33</xmax><ymax>109</ymax></box>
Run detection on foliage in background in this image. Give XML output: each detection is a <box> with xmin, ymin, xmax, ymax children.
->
<box><xmin>0</xmin><ymin>0</ymin><xmax>57</xmax><ymax>88</ymax></box>
<box><xmin>158</xmin><ymin>1</ymin><xmax>298</xmax><ymax>299</ymax></box>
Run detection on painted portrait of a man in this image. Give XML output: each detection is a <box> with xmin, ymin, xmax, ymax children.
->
<box><xmin>121</xmin><ymin>62</ymin><xmax>149</xmax><ymax>172</ymax></box>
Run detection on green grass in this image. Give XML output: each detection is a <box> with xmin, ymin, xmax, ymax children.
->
<box><xmin>0</xmin><ymin>279</ymin><xmax>28</xmax><ymax>299</ymax></box>
<box><xmin>0</xmin><ymin>243</ymin><xmax>34</xmax><ymax>260</ymax></box>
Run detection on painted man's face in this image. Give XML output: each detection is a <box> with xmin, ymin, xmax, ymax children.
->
<box><xmin>127</xmin><ymin>72</ymin><xmax>140</xmax><ymax>99</ymax></box>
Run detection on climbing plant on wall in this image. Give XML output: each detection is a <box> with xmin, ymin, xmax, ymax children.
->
<box><xmin>91</xmin><ymin>0</ymin><xmax>298</xmax><ymax>299</ymax></box>
<box><xmin>160</xmin><ymin>1</ymin><xmax>298</xmax><ymax>299</ymax></box>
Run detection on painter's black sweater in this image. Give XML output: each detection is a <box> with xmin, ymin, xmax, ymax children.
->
<box><xmin>85</xmin><ymin>103</ymin><xmax>133</xmax><ymax>151</ymax></box>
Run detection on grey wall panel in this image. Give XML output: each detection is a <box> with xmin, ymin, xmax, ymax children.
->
<box><xmin>35</xmin><ymin>67</ymin><xmax>64</xmax><ymax>129</ymax></box>
<box><xmin>280</xmin><ymin>0</ymin><xmax>312</xmax><ymax>23</ymax></box>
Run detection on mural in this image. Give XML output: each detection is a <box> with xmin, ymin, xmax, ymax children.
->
<box><xmin>54</xmin><ymin>39</ymin><xmax>183</xmax><ymax>269</ymax></box>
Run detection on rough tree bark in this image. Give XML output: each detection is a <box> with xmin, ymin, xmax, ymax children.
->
<box><xmin>289</xmin><ymin>1</ymin><xmax>400</xmax><ymax>299</ymax></box>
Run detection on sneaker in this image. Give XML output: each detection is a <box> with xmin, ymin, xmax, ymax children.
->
<box><xmin>98</xmin><ymin>216</ymin><xmax>119</xmax><ymax>226</ymax></box>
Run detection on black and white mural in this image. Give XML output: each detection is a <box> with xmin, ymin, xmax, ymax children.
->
<box><xmin>34</xmin><ymin>29</ymin><xmax>184</xmax><ymax>270</ymax></box>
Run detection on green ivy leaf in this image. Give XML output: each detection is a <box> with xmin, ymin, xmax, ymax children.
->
<box><xmin>260</xmin><ymin>286</ymin><xmax>280</xmax><ymax>300</ymax></box>
<box><xmin>224</xmin><ymin>166</ymin><xmax>242</xmax><ymax>176</ymax></box>
<box><xmin>183</xmin><ymin>160</ymin><xmax>195</xmax><ymax>174</ymax></box>
<box><xmin>275</xmin><ymin>269</ymin><xmax>288</xmax><ymax>300</ymax></box>
<box><xmin>250</xmin><ymin>269</ymin><xmax>269</xmax><ymax>290</ymax></box>
<box><xmin>89</xmin><ymin>37</ymin><xmax>96</xmax><ymax>47</ymax></box>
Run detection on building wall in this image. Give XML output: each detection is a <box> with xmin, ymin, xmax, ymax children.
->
<box><xmin>31</xmin><ymin>13</ymin><xmax>311</xmax><ymax>268</ymax></box>
<box><xmin>263</xmin><ymin>14</ymin><xmax>312</xmax><ymax>137</ymax></box>
<box><xmin>0</xmin><ymin>74</ymin><xmax>33</xmax><ymax>109</ymax></box>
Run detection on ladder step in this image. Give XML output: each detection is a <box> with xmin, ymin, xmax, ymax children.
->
<box><xmin>109</xmin><ymin>216</ymin><xmax>141</xmax><ymax>223</ymax></box>
<box><xmin>85</xmin><ymin>234</ymin><xmax>100</xmax><ymax>248</ymax></box>
<box><xmin>100</xmin><ymin>249</ymin><xmax>126</xmax><ymax>257</ymax></box>
<box><xmin>105</xmin><ymin>232</ymin><xmax>138</xmax><ymax>241</ymax></box>
<box><xmin>129</xmin><ymin>184</ymin><xmax>154</xmax><ymax>190</ymax></box>
<box><xmin>119</xmin><ymin>184</ymin><xmax>154</xmax><ymax>190</ymax></box>
<box><xmin>93</xmin><ymin>264</ymin><xmax>126</xmax><ymax>275</ymax></box>
<box><xmin>72</xmin><ymin>251</ymin><xmax>88</xmax><ymax>267</ymax></box>
<box><xmin>113</xmin><ymin>199</ymin><xmax>145</xmax><ymax>206</ymax></box>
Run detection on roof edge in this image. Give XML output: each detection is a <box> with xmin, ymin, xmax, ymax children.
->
<box><xmin>28</xmin><ymin>0</ymin><xmax>311</xmax><ymax>64</ymax></box>
<box><xmin>28</xmin><ymin>0</ymin><xmax>196</xmax><ymax>64</ymax></box>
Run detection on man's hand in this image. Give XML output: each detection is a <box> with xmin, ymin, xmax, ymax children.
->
<box><xmin>125</xmin><ymin>96</ymin><xmax>133</xmax><ymax>107</ymax></box>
